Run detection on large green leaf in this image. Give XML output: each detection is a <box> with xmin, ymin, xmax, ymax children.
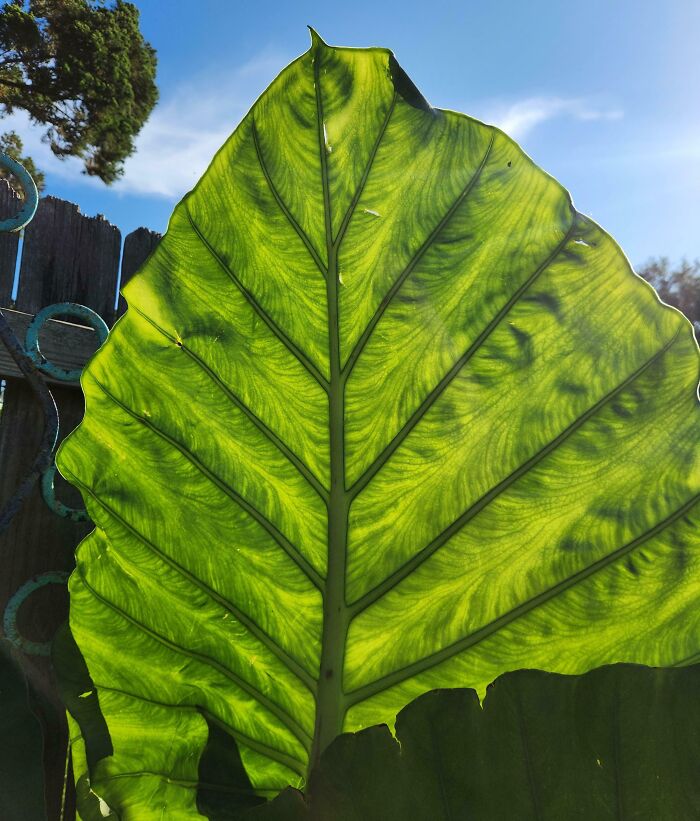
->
<box><xmin>250</xmin><ymin>663</ymin><xmax>700</xmax><ymax>820</ymax></box>
<box><xmin>57</xmin><ymin>30</ymin><xmax>700</xmax><ymax>816</ymax></box>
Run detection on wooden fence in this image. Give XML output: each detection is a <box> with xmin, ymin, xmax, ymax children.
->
<box><xmin>0</xmin><ymin>180</ymin><xmax>160</xmax><ymax>819</ymax></box>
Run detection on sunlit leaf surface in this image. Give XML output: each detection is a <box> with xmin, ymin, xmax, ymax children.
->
<box><xmin>58</xmin><ymin>30</ymin><xmax>700</xmax><ymax>817</ymax></box>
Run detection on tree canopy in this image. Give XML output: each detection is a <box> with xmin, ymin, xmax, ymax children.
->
<box><xmin>0</xmin><ymin>128</ymin><xmax>43</xmax><ymax>191</ymax></box>
<box><xmin>638</xmin><ymin>257</ymin><xmax>700</xmax><ymax>335</ymax></box>
<box><xmin>0</xmin><ymin>0</ymin><xmax>157</xmax><ymax>185</ymax></box>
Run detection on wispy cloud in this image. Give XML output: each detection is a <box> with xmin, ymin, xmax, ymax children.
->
<box><xmin>0</xmin><ymin>48</ymin><xmax>291</xmax><ymax>199</ymax></box>
<box><xmin>481</xmin><ymin>96</ymin><xmax>624</xmax><ymax>141</ymax></box>
<box><xmin>3</xmin><ymin>66</ymin><xmax>623</xmax><ymax>200</ymax></box>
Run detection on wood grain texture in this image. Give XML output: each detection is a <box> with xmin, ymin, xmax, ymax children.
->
<box><xmin>0</xmin><ymin>187</ymin><xmax>155</xmax><ymax>819</ymax></box>
<box><xmin>0</xmin><ymin>180</ymin><xmax>21</xmax><ymax>305</ymax></box>
<box><xmin>0</xmin><ymin>308</ymin><xmax>103</xmax><ymax>383</ymax></box>
<box><xmin>116</xmin><ymin>227</ymin><xmax>161</xmax><ymax>319</ymax></box>
<box><xmin>16</xmin><ymin>197</ymin><xmax>121</xmax><ymax>324</ymax></box>
<box><xmin>0</xmin><ymin>378</ymin><xmax>91</xmax><ymax>820</ymax></box>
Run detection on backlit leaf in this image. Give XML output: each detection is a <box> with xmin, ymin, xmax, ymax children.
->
<box><xmin>58</xmin><ymin>31</ymin><xmax>700</xmax><ymax>816</ymax></box>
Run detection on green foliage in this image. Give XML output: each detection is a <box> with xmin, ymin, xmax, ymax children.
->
<box><xmin>0</xmin><ymin>0</ymin><xmax>157</xmax><ymax>183</ymax></box>
<box><xmin>57</xmin><ymin>33</ymin><xmax>700</xmax><ymax>817</ymax></box>
<box><xmin>638</xmin><ymin>257</ymin><xmax>700</xmax><ymax>332</ymax></box>
<box><xmin>251</xmin><ymin>664</ymin><xmax>700</xmax><ymax>821</ymax></box>
<box><xmin>0</xmin><ymin>128</ymin><xmax>44</xmax><ymax>192</ymax></box>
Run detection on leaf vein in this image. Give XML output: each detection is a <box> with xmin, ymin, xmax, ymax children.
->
<box><xmin>515</xmin><ymin>689</ymin><xmax>542</xmax><ymax>820</ymax></box>
<box><xmin>95</xmin><ymin>683</ymin><xmax>306</xmax><ymax>777</ymax></box>
<box><xmin>349</xmin><ymin>217</ymin><xmax>579</xmax><ymax>497</ymax></box>
<box><xmin>86</xmin><ymin>376</ymin><xmax>325</xmax><ymax>591</ymax></box>
<box><xmin>185</xmin><ymin>208</ymin><xmax>329</xmax><ymax>391</ymax></box>
<box><xmin>342</xmin><ymin>131</ymin><xmax>495</xmax><ymax>378</ymax></box>
<box><xmin>251</xmin><ymin>117</ymin><xmax>328</xmax><ymax>278</ymax></box>
<box><xmin>347</xmin><ymin>490</ymin><xmax>699</xmax><ymax>704</ymax></box>
<box><xmin>350</xmin><ymin>328</ymin><xmax>683</xmax><ymax>613</ymax></box>
<box><xmin>75</xmin><ymin>565</ymin><xmax>313</xmax><ymax>750</ymax></box>
<box><xmin>129</xmin><ymin>303</ymin><xmax>329</xmax><ymax>503</ymax></box>
<box><xmin>68</xmin><ymin>468</ymin><xmax>317</xmax><ymax>690</ymax></box>
<box><xmin>333</xmin><ymin>91</ymin><xmax>397</xmax><ymax>251</ymax></box>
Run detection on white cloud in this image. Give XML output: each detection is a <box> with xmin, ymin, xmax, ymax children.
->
<box><xmin>0</xmin><ymin>49</ymin><xmax>291</xmax><ymax>199</ymax></box>
<box><xmin>1</xmin><ymin>64</ymin><xmax>624</xmax><ymax>199</ymax></box>
<box><xmin>483</xmin><ymin>96</ymin><xmax>623</xmax><ymax>141</ymax></box>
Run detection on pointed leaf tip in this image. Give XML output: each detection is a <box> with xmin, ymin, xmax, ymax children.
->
<box><xmin>307</xmin><ymin>26</ymin><xmax>328</xmax><ymax>49</ymax></box>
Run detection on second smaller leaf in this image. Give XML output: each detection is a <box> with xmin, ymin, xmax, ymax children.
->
<box><xmin>250</xmin><ymin>664</ymin><xmax>700</xmax><ymax>821</ymax></box>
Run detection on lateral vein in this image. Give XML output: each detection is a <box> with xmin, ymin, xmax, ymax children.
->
<box><xmin>342</xmin><ymin>132</ymin><xmax>495</xmax><ymax>379</ymax></box>
<box><xmin>95</xmin><ymin>683</ymin><xmax>306</xmax><ymax>777</ymax></box>
<box><xmin>349</xmin><ymin>218</ymin><xmax>578</xmax><ymax>498</ymax></box>
<box><xmin>333</xmin><ymin>92</ymin><xmax>397</xmax><ymax>251</ymax></box>
<box><xmin>129</xmin><ymin>304</ymin><xmax>329</xmax><ymax>504</ymax></box>
<box><xmin>100</xmin><ymin>770</ymin><xmax>284</xmax><ymax>795</ymax></box>
<box><xmin>71</xmin><ymin>467</ymin><xmax>317</xmax><ymax>690</ymax></box>
<box><xmin>350</xmin><ymin>328</ymin><xmax>683</xmax><ymax>614</ymax></box>
<box><xmin>251</xmin><ymin>118</ymin><xmax>328</xmax><ymax>278</ymax></box>
<box><xmin>84</xmin><ymin>377</ymin><xmax>325</xmax><ymax>592</ymax></box>
<box><xmin>346</xmin><ymin>491</ymin><xmax>699</xmax><ymax>704</ymax></box>
<box><xmin>185</xmin><ymin>208</ymin><xmax>329</xmax><ymax>392</ymax></box>
<box><xmin>76</xmin><ymin>565</ymin><xmax>313</xmax><ymax>750</ymax></box>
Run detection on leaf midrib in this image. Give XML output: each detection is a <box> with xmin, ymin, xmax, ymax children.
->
<box><xmin>310</xmin><ymin>51</ymin><xmax>499</xmax><ymax>768</ymax></box>
<box><xmin>310</xmin><ymin>39</ymin><xmax>350</xmax><ymax>769</ymax></box>
<box><xmin>514</xmin><ymin>688</ymin><xmax>542</xmax><ymax>820</ymax></box>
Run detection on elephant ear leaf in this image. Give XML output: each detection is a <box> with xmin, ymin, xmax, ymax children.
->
<box><xmin>250</xmin><ymin>664</ymin><xmax>700</xmax><ymax>821</ymax></box>
<box><xmin>57</xmin><ymin>30</ymin><xmax>700</xmax><ymax>815</ymax></box>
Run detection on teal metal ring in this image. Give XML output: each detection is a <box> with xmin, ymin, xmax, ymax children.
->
<box><xmin>25</xmin><ymin>302</ymin><xmax>109</xmax><ymax>382</ymax></box>
<box><xmin>0</xmin><ymin>153</ymin><xmax>38</xmax><ymax>232</ymax></box>
<box><xmin>41</xmin><ymin>463</ymin><xmax>89</xmax><ymax>521</ymax></box>
<box><xmin>3</xmin><ymin>571</ymin><xmax>70</xmax><ymax>656</ymax></box>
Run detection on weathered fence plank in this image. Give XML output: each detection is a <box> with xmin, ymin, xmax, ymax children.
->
<box><xmin>16</xmin><ymin>197</ymin><xmax>121</xmax><ymax>324</ymax></box>
<box><xmin>0</xmin><ymin>180</ymin><xmax>21</xmax><ymax>305</ymax></box>
<box><xmin>117</xmin><ymin>226</ymin><xmax>161</xmax><ymax>318</ymax></box>
<box><xmin>0</xmin><ymin>377</ymin><xmax>91</xmax><ymax>820</ymax></box>
<box><xmin>0</xmin><ymin>191</ymin><xmax>158</xmax><ymax>820</ymax></box>
<box><xmin>0</xmin><ymin>309</ymin><xmax>102</xmax><ymax>383</ymax></box>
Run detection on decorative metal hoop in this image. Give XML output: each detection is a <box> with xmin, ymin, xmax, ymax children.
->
<box><xmin>40</xmin><ymin>463</ymin><xmax>89</xmax><ymax>521</ymax></box>
<box><xmin>0</xmin><ymin>154</ymin><xmax>38</xmax><ymax>232</ymax></box>
<box><xmin>3</xmin><ymin>572</ymin><xmax>70</xmax><ymax>656</ymax></box>
<box><xmin>25</xmin><ymin>302</ymin><xmax>109</xmax><ymax>383</ymax></box>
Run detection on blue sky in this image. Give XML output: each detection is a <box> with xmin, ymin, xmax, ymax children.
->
<box><xmin>7</xmin><ymin>0</ymin><xmax>700</xmax><ymax>267</ymax></box>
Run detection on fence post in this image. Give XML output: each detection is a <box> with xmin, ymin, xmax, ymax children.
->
<box><xmin>0</xmin><ymin>181</ymin><xmax>20</xmax><ymax>304</ymax></box>
<box><xmin>0</xmin><ymin>190</ymin><xmax>160</xmax><ymax>819</ymax></box>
